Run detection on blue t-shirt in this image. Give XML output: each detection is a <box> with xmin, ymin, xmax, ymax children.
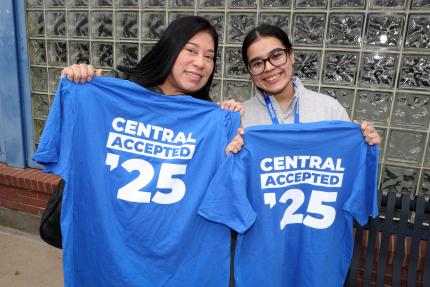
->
<box><xmin>199</xmin><ymin>122</ymin><xmax>379</xmax><ymax>287</ymax></box>
<box><xmin>33</xmin><ymin>77</ymin><xmax>240</xmax><ymax>287</ymax></box>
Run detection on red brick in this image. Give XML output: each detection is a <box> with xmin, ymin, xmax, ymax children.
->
<box><xmin>15</xmin><ymin>194</ymin><xmax>47</xmax><ymax>209</ymax></box>
<box><xmin>37</xmin><ymin>173</ymin><xmax>55</xmax><ymax>193</ymax></box>
<box><xmin>0</xmin><ymin>199</ymin><xmax>19</xmax><ymax>211</ymax></box>
<box><xmin>14</xmin><ymin>202</ymin><xmax>42</xmax><ymax>215</ymax></box>
<box><xmin>2</xmin><ymin>173</ymin><xmax>12</xmax><ymax>186</ymax></box>
<box><xmin>47</xmin><ymin>174</ymin><xmax>61</xmax><ymax>184</ymax></box>
<box><xmin>0</xmin><ymin>184</ymin><xmax>18</xmax><ymax>194</ymax></box>
<box><xmin>37</xmin><ymin>192</ymin><xmax>51</xmax><ymax>202</ymax></box>
<box><xmin>0</xmin><ymin>172</ymin><xmax>5</xmax><ymax>185</ymax></box>
<box><xmin>7</xmin><ymin>169</ymin><xmax>22</xmax><ymax>187</ymax></box>
<box><xmin>5</xmin><ymin>191</ymin><xmax>20</xmax><ymax>203</ymax></box>
<box><xmin>0</xmin><ymin>190</ymin><xmax>9</xmax><ymax>200</ymax></box>
<box><xmin>15</xmin><ymin>169</ymin><xmax>35</xmax><ymax>189</ymax></box>
<box><xmin>16</xmin><ymin>188</ymin><xmax>38</xmax><ymax>199</ymax></box>
<box><xmin>29</xmin><ymin>173</ymin><xmax>40</xmax><ymax>191</ymax></box>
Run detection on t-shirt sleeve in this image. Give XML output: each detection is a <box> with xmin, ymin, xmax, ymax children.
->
<box><xmin>198</xmin><ymin>154</ymin><xmax>257</xmax><ymax>233</ymax></box>
<box><xmin>32</xmin><ymin>78</ymin><xmax>75</xmax><ymax>179</ymax></box>
<box><xmin>343</xmin><ymin>144</ymin><xmax>379</xmax><ymax>226</ymax></box>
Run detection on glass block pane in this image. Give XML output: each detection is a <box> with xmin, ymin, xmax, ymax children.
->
<box><xmin>295</xmin><ymin>0</ymin><xmax>327</xmax><ymax>8</ymax></box>
<box><xmin>26</xmin><ymin>0</ymin><xmax>43</xmax><ymax>7</ymax></box>
<box><xmin>366</xmin><ymin>14</ymin><xmax>404</xmax><ymax>48</ymax></box>
<box><xmin>259</xmin><ymin>13</ymin><xmax>289</xmax><ymax>33</ymax></box>
<box><xmin>425</xmin><ymin>142</ymin><xmax>430</xmax><ymax>167</ymax></box>
<box><xmin>229</xmin><ymin>0</ymin><xmax>257</xmax><ymax>7</ymax></box>
<box><xmin>33</xmin><ymin>119</ymin><xmax>46</xmax><ymax>145</ymax></box>
<box><xmin>419</xmin><ymin>169</ymin><xmax>430</xmax><ymax>197</ymax></box>
<box><xmin>327</xmin><ymin>14</ymin><xmax>363</xmax><ymax>47</ymax></box>
<box><xmin>226</xmin><ymin>13</ymin><xmax>256</xmax><ymax>43</ymax></box>
<box><xmin>91</xmin><ymin>42</ymin><xmax>114</xmax><ymax>67</ymax></box>
<box><xmin>48</xmin><ymin>68</ymin><xmax>62</xmax><ymax>93</ymax></box>
<box><xmin>169</xmin><ymin>0</ymin><xmax>194</xmax><ymax>7</ymax></box>
<box><xmin>391</xmin><ymin>93</ymin><xmax>430</xmax><ymax>129</ymax></box>
<box><xmin>69</xmin><ymin>41</ymin><xmax>90</xmax><ymax>64</ymax></box>
<box><xmin>68</xmin><ymin>12</ymin><xmax>89</xmax><ymax>38</ymax></box>
<box><xmin>399</xmin><ymin>55</ymin><xmax>430</xmax><ymax>89</ymax></box>
<box><xmin>331</xmin><ymin>0</ymin><xmax>365</xmax><ymax>8</ymax></box>
<box><xmin>29</xmin><ymin>40</ymin><xmax>46</xmax><ymax>65</ymax></box>
<box><xmin>46</xmin><ymin>11</ymin><xmax>67</xmax><ymax>37</ymax></box>
<box><xmin>224</xmin><ymin>47</ymin><xmax>248</xmax><ymax>78</ymax></box>
<box><xmin>141</xmin><ymin>0</ymin><xmax>166</xmax><ymax>5</ymax></box>
<box><xmin>223</xmin><ymin>80</ymin><xmax>253</xmax><ymax>102</ymax></box>
<box><xmin>293</xmin><ymin>14</ymin><xmax>325</xmax><ymax>46</ymax></box>
<box><xmin>354</xmin><ymin>90</ymin><xmax>392</xmax><ymax>125</ymax></box>
<box><xmin>116</xmin><ymin>43</ymin><xmax>139</xmax><ymax>68</ymax></box>
<box><xmin>197</xmin><ymin>13</ymin><xmax>225</xmax><ymax>43</ymax></box>
<box><xmin>376</xmin><ymin>127</ymin><xmax>386</xmax><ymax>160</ymax></box>
<box><xmin>386</xmin><ymin>130</ymin><xmax>425</xmax><ymax>163</ymax></box>
<box><xmin>91</xmin><ymin>12</ymin><xmax>113</xmax><ymax>38</ymax></box>
<box><xmin>320</xmin><ymin>87</ymin><xmax>354</xmax><ymax>116</ymax></box>
<box><xmin>411</xmin><ymin>0</ymin><xmax>430</xmax><ymax>8</ymax></box>
<box><xmin>30</xmin><ymin>67</ymin><xmax>48</xmax><ymax>92</ymax></box>
<box><xmin>359</xmin><ymin>53</ymin><xmax>398</xmax><ymax>88</ymax></box>
<box><xmin>168</xmin><ymin>12</ymin><xmax>195</xmax><ymax>24</ymax></box>
<box><xmin>261</xmin><ymin>0</ymin><xmax>291</xmax><ymax>8</ymax></box>
<box><xmin>46</xmin><ymin>0</ymin><xmax>65</xmax><ymax>6</ymax></box>
<box><xmin>370</xmin><ymin>0</ymin><xmax>406</xmax><ymax>8</ymax></box>
<box><xmin>209</xmin><ymin>79</ymin><xmax>222</xmax><ymax>103</ymax></box>
<box><xmin>304</xmin><ymin>85</ymin><xmax>318</xmax><ymax>92</ymax></box>
<box><xmin>323</xmin><ymin>52</ymin><xmax>358</xmax><ymax>85</ymax></box>
<box><xmin>405</xmin><ymin>15</ymin><xmax>430</xmax><ymax>49</ymax></box>
<box><xmin>91</xmin><ymin>0</ymin><xmax>113</xmax><ymax>6</ymax></box>
<box><xmin>31</xmin><ymin>93</ymin><xmax>50</xmax><ymax>119</ymax></box>
<box><xmin>27</xmin><ymin>11</ymin><xmax>44</xmax><ymax>37</ymax></box>
<box><xmin>47</xmin><ymin>40</ymin><xmax>68</xmax><ymax>66</ymax></box>
<box><xmin>141</xmin><ymin>12</ymin><xmax>165</xmax><ymax>40</ymax></box>
<box><xmin>215</xmin><ymin>49</ymin><xmax>222</xmax><ymax>77</ymax></box>
<box><xmin>68</xmin><ymin>0</ymin><xmax>89</xmax><ymax>6</ymax></box>
<box><xmin>116</xmin><ymin>12</ymin><xmax>138</xmax><ymax>39</ymax></box>
<box><xmin>140</xmin><ymin>43</ymin><xmax>155</xmax><ymax>58</ymax></box>
<box><xmin>381</xmin><ymin>165</ymin><xmax>418</xmax><ymax>195</ymax></box>
<box><xmin>294</xmin><ymin>51</ymin><xmax>321</xmax><ymax>83</ymax></box>
<box><xmin>198</xmin><ymin>0</ymin><xmax>224</xmax><ymax>7</ymax></box>
<box><xmin>115</xmin><ymin>0</ymin><xmax>139</xmax><ymax>6</ymax></box>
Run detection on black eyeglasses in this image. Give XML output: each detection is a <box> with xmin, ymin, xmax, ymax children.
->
<box><xmin>247</xmin><ymin>48</ymin><xmax>289</xmax><ymax>76</ymax></box>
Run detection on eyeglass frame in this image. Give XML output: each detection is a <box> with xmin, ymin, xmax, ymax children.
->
<box><xmin>246</xmin><ymin>48</ymin><xmax>290</xmax><ymax>76</ymax></box>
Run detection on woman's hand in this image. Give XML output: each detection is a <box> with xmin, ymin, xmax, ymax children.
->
<box><xmin>60</xmin><ymin>64</ymin><xmax>103</xmax><ymax>83</ymax></box>
<box><xmin>226</xmin><ymin>128</ymin><xmax>245</xmax><ymax>155</ymax></box>
<box><xmin>220</xmin><ymin>99</ymin><xmax>244</xmax><ymax>116</ymax></box>
<box><xmin>355</xmin><ymin>120</ymin><xmax>381</xmax><ymax>145</ymax></box>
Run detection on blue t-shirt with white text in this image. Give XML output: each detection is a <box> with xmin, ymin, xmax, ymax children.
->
<box><xmin>199</xmin><ymin>122</ymin><xmax>379</xmax><ymax>287</ymax></box>
<box><xmin>34</xmin><ymin>77</ymin><xmax>240</xmax><ymax>287</ymax></box>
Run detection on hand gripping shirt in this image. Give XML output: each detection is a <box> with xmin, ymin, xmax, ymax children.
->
<box><xmin>33</xmin><ymin>77</ymin><xmax>240</xmax><ymax>287</ymax></box>
<box><xmin>199</xmin><ymin>122</ymin><xmax>379</xmax><ymax>287</ymax></box>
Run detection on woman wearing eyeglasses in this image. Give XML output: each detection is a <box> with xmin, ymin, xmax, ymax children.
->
<box><xmin>233</xmin><ymin>24</ymin><xmax>380</xmax><ymax>145</ymax></box>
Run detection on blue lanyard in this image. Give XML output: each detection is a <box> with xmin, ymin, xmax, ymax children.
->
<box><xmin>263</xmin><ymin>92</ymin><xmax>300</xmax><ymax>125</ymax></box>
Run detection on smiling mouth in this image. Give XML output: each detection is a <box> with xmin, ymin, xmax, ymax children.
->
<box><xmin>263</xmin><ymin>73</ymin><xmax>282</xmax><ymax>83</ymax></box>
<box><xmin>185</xmin><ymin>71</ymin><xmax>203</xmax><ymax>80</ymax></box>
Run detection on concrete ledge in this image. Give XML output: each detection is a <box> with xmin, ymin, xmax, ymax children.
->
<box><xmin>0</xmin><ymin>207</ymin><xmax>40</xmax><ymax>235</ymax></box>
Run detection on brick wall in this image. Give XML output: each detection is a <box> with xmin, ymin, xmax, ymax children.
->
<box><xmin>0</xmin><ymin>164</ymin><xmax>61</xmax><ymax>216</ymax></box>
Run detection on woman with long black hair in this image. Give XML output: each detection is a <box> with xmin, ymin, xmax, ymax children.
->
<box><xmin>63</xmin><ymin>15</ymin><xmax>244</xmax><ymax>153</ymax></box>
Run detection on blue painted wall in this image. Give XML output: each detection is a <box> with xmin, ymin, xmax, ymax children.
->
<box><xmin>0</xmin><ymin>0</ymin><xmax>33</xmax><ymax>168</ymax></box>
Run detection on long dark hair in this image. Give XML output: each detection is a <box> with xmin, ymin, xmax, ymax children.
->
<box><xmin>241</xmin><ymin>24</ymin><xmax>293</xmax><ymax>69</ymax></box>
<box><xmin>118</xmin><ymin>16</ymin><xmax>218</xmax><ymax>102</ymax></box>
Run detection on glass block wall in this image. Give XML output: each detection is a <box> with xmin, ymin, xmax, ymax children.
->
<box><xmin>26</xmin><ymin>0</ymin><xmax>430</xmax><ymax>196</ymax></box>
